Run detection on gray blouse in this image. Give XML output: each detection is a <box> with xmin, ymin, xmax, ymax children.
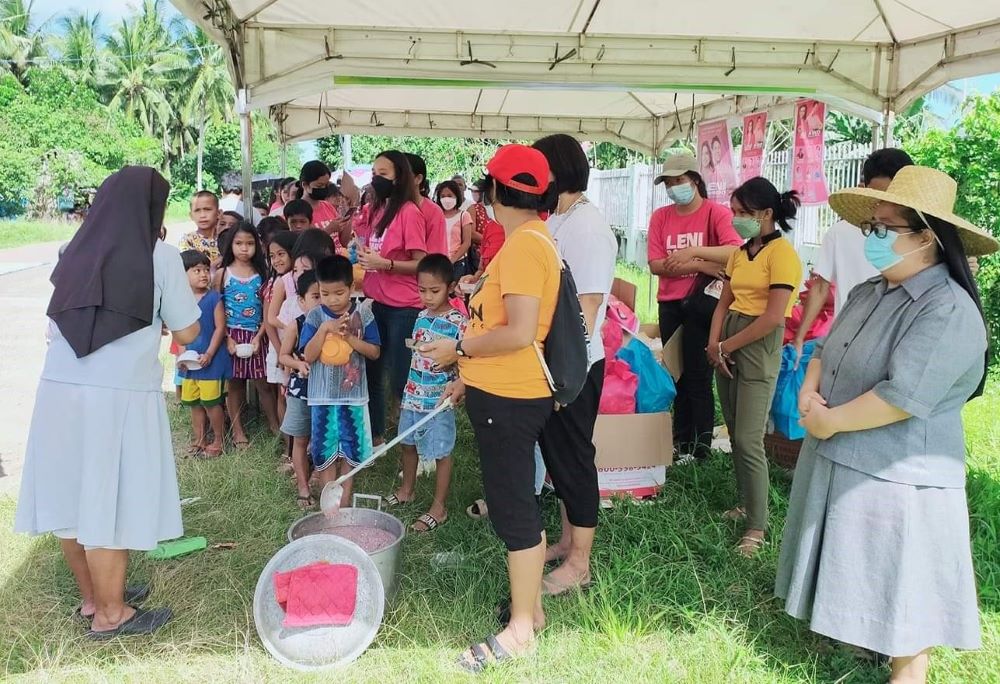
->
<box><xmin>809</xmin><ymin>263</ymin><xmax>986</xmax><ymax>488</ymax></box>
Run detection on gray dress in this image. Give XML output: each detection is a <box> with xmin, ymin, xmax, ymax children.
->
<box><xmin>15</xmin><ymin>242</ymin><xmax>200</xmax><ymax>551</ymax></box>
<box><xmin>775</xmin><ymin>263</ymin><xmax>984</xmax><ymax>656</ymax></box>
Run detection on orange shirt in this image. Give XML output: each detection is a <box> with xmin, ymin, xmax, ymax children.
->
<box><xmin>459</xmin><ymin>220</ymin><xmax>559</xmax><ymax>399</ymax></box>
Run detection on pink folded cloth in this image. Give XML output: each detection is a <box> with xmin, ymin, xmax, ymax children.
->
<box><xmin>273</xmin><ymin>562</ymin><xmax>359</xmax><ymax>628</ymax></box>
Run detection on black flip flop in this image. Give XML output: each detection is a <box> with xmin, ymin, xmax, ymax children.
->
<box><xmin>86</xmin><ymin>606</ymin><xmax>173</xmax><ymax>640</ymax></box>
<box><xmin>457</xmin><ymin>634</ymin><xmax>515</xmax><ymax>674</ymax></box>
<box><xmin>74</xmin><ymin>584</ymin><xmax>152</xmax><ymax>625</ymax></box>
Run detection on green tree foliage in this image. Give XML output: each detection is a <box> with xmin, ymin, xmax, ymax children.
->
<box><xmin>906</xmin><ymin>93</ymin><xmax>1000</xmax><ymax>364</ymax></box>
<box><xmin>169</xmin><ymin>114</ymin><xmax>287</xmax><ymax>201</ymax></box>
<box><xmin>0</xmin><ymin>0</ymin><xmax>46</xmax><ymax>84</ymax></box>
<box><xmin>317</xmin><ymin>135</ymin><xmax>517</xmax><ymax>185</ymax></box>
<box><xmin>0</xmin><ymin>70</ymin><xmax>161</xmax><ymax>216</ymax></box>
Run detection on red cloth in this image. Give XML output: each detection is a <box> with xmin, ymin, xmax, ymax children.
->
<box><xmin>273</xmin><ymin>562</ymin><xmax>359</xmax><ymax>628</ymax></box>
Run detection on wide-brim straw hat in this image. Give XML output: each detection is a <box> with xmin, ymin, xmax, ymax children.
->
<box><xmin>829</xmin><ymin>165</ymin><xmax>998</xmax><ymax>257</ymax></box>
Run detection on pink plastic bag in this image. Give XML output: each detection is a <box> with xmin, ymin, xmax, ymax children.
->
<box><xmin>605</xmin><ymin>295</ymin><xmax>640</xmax><ymax>335</ymax></box>
<box><xmin>601</xmin><ymin>317</ymin><xmax>624</xmax><ymax>360</ymax></box>
<box><xmin>599</xmin><ymin>358</ymin><xmax>638</xmax><ymax>414</ymax></box>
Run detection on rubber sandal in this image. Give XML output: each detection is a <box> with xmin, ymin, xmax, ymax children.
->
<box><xmin>296</xmin><ymin>495</ymin><xmax>315</xmax><ymax>510</ymax></box>
<box><xmin>74</xmin><ymin>584</ymin><xmax>152</xmax><ymax>625</ymax></box>
<box><xmin>466</xmin><ymin>499</ymin><xmax>488</xmax><ymax>520</ymax></box>
<box><xmin>456</xmin><ymin>634</ymin><xmax>517</xmax><ymax>673</ymax></box>
<box><xmin>722</xmin><ymin>507</ymin><xmax>747</xmax><ymax>522</ymax></box>
<box><xmin>541</xmin><ymin>573</ymin><xmax>592</xmax><ymax>597</ymax></box>
<box><xmin>86</xmin><ymin>606</ymin><xmax>173</xmax><ymax>640</ymax></box>
<box><xmin>411</xmin><ymin>513</ymin><xmax>446</xmax><ymax>533</ymax></box>
<box><xmin>233</xmin><ymin>439</ymin><xmax>250</xmax><ymax>450</ymax></box>
<box><xmin>736</xmin><ymin>535</ymin><xmax>767</xmax><ymax>557</ymax></box>
<box><xmin>196</xmin><ymin>446</ymin><xmax>223</xmax><ymax>460</ymax></box>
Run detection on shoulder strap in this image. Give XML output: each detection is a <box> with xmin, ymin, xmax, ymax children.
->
<box><xmin>523</xmin><ymin>230</ymin><xmax>564</xmax><ymax>272</ymax></box>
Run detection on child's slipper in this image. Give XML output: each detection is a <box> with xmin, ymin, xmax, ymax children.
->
<box><xmin>197</xmin><ymin>446</ymin><xmax>223</xmax><ymax>460</ymax></box>
<box><xmin>232</xmin><ymin>439</ymin><xmax>251</xmax><ymax>450</ymax></box>
<box><xmin>385</xmin><ymin>494</ymin><xmax>413</xmax><ymax>507</ymax></box>
<box><xmin>411</xmin><ymin>513</ymin><xmax>447</xmax><ymax>533</ymax></box>
<box><xmin>296</xmin><ymin>495</ymin><xmax>316</xmax><ymax>510</ymax></box>
<box><xmin>466</xmin><ymin>499</ymin><xmax>489</xmax><ymax>520</ymax></box>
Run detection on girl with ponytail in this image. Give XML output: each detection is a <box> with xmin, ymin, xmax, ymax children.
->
<box><xmin>707</xmin><ymin>176</ymin><xmax>804</xmax><ymax>556</ymax></box>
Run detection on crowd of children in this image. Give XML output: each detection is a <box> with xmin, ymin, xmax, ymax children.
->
<box><xmin>173</xmin><ymin>167</ymin><xmax>484</xmax><ymax>530</ymax></box>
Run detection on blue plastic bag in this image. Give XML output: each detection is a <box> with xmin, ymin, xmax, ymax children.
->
<box><xmin>616</xmin><ymin>337</ymin><xmax>676</xmax><ymax>413</ymax></box>
<box><xmin>771</xmin><ymin>340</ymin><xmax>817</xmax><ymax>440</ymax></box>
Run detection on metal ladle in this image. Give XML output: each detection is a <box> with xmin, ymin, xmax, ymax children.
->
<box><xmin>320</xmin><ymin>398</ymin><xmax>454</xmax><ymax>517</ymax></box>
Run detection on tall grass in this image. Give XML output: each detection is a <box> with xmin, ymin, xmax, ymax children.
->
<box><xmin>0</xmin><ymin>220</ymin><xmax>77</xmax><ymax>249</ymax></box>
<box><xmin>1</xmin><ymin>389</ymin><xmax>998</xmax><ymax>682</ymax></box>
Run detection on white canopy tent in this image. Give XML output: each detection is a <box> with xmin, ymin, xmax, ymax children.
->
<box><xmin>171</xmin><ymin>0</ymin><xmax>1000</xmax><ymax>180</ymax></box>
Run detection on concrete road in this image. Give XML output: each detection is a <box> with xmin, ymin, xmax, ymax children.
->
<box><xmin>0</xmin><ymin>242</ymin><xmax>60</xmax><ymax>496</ymax></box>
<box><xmin>0</xmin><ymin>224</ymin><xmax>193</xmax><ymax>498</ymax></box>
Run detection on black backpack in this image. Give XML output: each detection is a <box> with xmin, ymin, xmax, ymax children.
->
<box><xmin>526</xmin><ymin>231</ymin><xmax>590</xmax><ymax>406</ymax></box>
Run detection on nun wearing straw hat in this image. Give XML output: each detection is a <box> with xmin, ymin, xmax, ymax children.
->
<box><xmin>775</xmin><ymin>166</ymin><xmax>998</xmax><ymax>683</ymax></box>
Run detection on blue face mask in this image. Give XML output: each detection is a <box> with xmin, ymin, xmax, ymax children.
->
<box><xmin>864</xmin><ymin>230</ymin><xmax>931</xmax><ymax>272</ymax></box>
<box><xmin>666</xmin><ymin>183</ymin><xmax>696</xmax><ymax>206</ymax></box>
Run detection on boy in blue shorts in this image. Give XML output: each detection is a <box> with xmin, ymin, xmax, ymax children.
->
<box><xmin>278</xmin><ymin>270</ymin><xmax>322</xmax><ymax>508</ymax></box>
<box><xmin>179</xmin><ymin>250</ymin><xmax>230</xmax><ymax>458</ymax></box>
<box><xmin>301</xmin><ymin>255</ymin><xmax>381</xmax><ymax>509</ymax></box>
<box><xmin>389</xmin><ymin>254</ymin><xmax>467</xmax><ymax>532</ymax></box>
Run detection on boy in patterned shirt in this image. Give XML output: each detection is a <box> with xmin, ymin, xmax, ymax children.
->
<box><xmin>389</xmin><ymin>254</ymin><xmax>468</xmax><ymax>532</ymax></box>
<box><xmin>180</xmin><ymin>191</ymin><xmax>222</xmax><ymax>263</ymax></box>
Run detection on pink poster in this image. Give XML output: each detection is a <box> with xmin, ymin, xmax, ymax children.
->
<box><xmin>696</xmin><ymin>119</ymin><xmax>738</xmax><ymax>204</ymax></box>
<box><xmin>792</xmin><ymin>99</ymin><xmax>829</xmax><ymax>204</ymax></box>
<box><xmin>741</xmin><ymin>112</ymin><xmax>768</xmax><ymax>182</ymax></box>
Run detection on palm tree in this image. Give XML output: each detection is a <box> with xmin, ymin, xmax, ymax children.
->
<box><xmin>175</xmin><ymin>23</ymin><xmax>234</xmax><ymax>189</ymax></box>
<box><xmin>101</xmin><ymin>0</ymin><xmax>186</xmax><ymax>165</ymax></box>
<box><xmin>0</xmin><ymin>0</ymin><xmax>47</xmax><ymax>85</ymax></box>
<box><xmin>52</xmin><ymin>11</ymin><xmax>104</xmax><ymax>90</ymax></box>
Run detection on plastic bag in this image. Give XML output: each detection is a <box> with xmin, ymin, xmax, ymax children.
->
<box><xmin>599</xmin><ymin>358</ymin><xmax>638</xmax><ymax>414</ymax></box>
<box><xmin>616</xmin><ymin>337</ymin><xmax>676</xmax><ymax>413</ymax></box>
<box><xmin>771</xmin><ymin>340</ymin><xmax>817</xmax><ymax>440</ymax></box>
<box><xmin>601</xmin><ymin>316</ymin><xmax>624</xmax><ymax>360</ymax></box>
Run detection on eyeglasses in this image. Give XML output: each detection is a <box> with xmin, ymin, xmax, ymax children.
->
<box><xmin>859</xmin><ymin>221</ymin><xmax>919</xmax><ymax>238</ymax></box>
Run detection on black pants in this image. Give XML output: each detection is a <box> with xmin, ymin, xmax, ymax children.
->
<box><xmin>539</xmin><ymin>359</ymin><xmax>604</xmax><ymax>528</ymax></box>
<box><xmin>466</xmin><ymin>386</ymin><xmax>553</xmax><ymax>552</ymax></box>
<box><xmin>659</xmin><ymin>300</ymin><xmax>715</xmax><ymax>460</ymax></box>
<box><xmin>366</xmin><ymin>301</ymin><xmax>420</xmax><ymax>439</ymax></box>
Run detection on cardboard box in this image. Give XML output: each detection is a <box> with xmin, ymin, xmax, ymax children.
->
<box><xmin>638</xmin><ymin>323</ymin><xmax>683</xmax><ymax>381</ymax></box>
<box><xmin>593</xmin><ymin>411</ymin><xmax>673</xmax><ymax>499</ymax></box>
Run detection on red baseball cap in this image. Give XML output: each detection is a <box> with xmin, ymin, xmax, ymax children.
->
<box><xmin>486</xmin><ymin>144</ymin><xmax>551</xmax><ymax>196</ymax></box>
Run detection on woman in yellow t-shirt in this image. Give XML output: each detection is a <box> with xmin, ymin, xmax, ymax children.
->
<box><xmin>707</xmin><ymin>177</ymin><xmax>803</xmax><ymax>557</ymax></box>
<box><xmin>422</xmin><ymin>145</ymin><xmax>559</xmax><ymax>673</ymax></box>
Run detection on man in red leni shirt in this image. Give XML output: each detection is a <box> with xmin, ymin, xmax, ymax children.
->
<box><xmin>646</xmin><ymin>153</ymin><xmax>743</xmax><ymax>464</ymax></box>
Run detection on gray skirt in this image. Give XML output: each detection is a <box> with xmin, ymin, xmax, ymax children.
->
<box><xmin>775</xmin><ymin>444</ymin><xmax>981</xmax><ymax>656</ymax></box>
<box><xmin>14</xmin><ymin>379</ymin><xmax>183</xmax><ymax>551</ymax></box>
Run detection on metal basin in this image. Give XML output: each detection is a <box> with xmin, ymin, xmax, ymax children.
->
<box><xmin>288</xmin><ymin>495</ymin><xmax>405</xmax><ymax>599</ymax></box>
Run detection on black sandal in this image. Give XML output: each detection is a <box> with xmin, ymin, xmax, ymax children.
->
<box><xmin>86</xmin><ymin>606</ymin><xmax>173</xmax><ymax>640</ymax></box>
<box><xmin>457</xmin><ymin>634</ymin><xmax>516</xmax><ymax>673</ymax></box>
<box><xmin>74</xmin><ymin>584</ymin><xmax>151</xmax><ymax>625</ymax></box>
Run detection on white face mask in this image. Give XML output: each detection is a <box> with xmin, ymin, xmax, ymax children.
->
<box><xmin>440</xmin><ymin>196</ymin><xmax>457</xmax><ymax>211</ymax></box>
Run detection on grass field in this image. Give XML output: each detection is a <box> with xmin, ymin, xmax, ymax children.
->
<box><xmin>0</xmin><ymin>221</ymin><xmax>77</xmax><ymax>250</ymax></box>
<box><xmin>1</xmin><ymin>382</ymin><xmax>997</xmax><ymax>682</ymax></box>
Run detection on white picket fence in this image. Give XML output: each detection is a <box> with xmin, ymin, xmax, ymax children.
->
<box><xmin>589</xmin><ymin>142</ymin><xmax>872</xmax><ymax>268</ymax></box>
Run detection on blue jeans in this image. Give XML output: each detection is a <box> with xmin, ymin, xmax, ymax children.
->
<box><xmin>367</xmin><ymin>301</ymin><xmax>420</xmax><ymax>439</ymax></box>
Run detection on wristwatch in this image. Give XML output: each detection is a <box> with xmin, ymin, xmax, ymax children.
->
<box><xmin>456</xmin><ymin>340</ymin><xmax>469</xmax><ymax>358</ymax></box>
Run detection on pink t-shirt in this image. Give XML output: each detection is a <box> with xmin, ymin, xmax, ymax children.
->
<box><xmin>356</xmin><ymin>202</ymin><xmax>427</xmax><ymax>308</ymax></box>
<box><xmin>418</xmin><ymin>198</ymin><xmax>448</xmax><ymax>256</ymax></box>
<box><xmin>446</xmin><ymin>210</ymin><xmax>472</xmax><ymax>260</ymax></box>
<box><xmin>646</xmin><ymin>200</ymin><xmax>742</xmax><ymax>302</ymax></box>
<box><xmin>311</xmin><ymin>200</ymin><xmax>344</xmax><ymax>250</ymax></box>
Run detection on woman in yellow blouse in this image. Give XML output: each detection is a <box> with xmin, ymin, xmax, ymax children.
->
<box><xmin>708</xmin><ymin>177</ymin><xmax>803</xmax><ymax>556</ymax></box>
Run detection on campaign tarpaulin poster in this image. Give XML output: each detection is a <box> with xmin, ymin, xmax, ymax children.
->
<box><xmin>696</xmin><ymin>119</ymin><xmax>738</xmax><ymax>203</ymax></box>
<box><xmin>741</xmin><ymin>112</ymin><xmax>768</xmax><ymax>182</ymax></box>
<box><xmin>792</xmin><ymin>99</ymin><xmax>829</xmax><ymax>204</ymax></box>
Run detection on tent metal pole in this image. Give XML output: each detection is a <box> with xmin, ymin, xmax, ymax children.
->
<box><xmin>342</xmin><ymin>134</ymin><xmax>353</xmax><ymax>169</ymax></box>
<box><xmin>238</xmin><ymin>89</ymin><xmax>254</xmax><ymax>209</ymax></box>
<box><xmin>279</xmin><ymin>143</ymin><xmax>287</xmax><ymax>176</ymax></box>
